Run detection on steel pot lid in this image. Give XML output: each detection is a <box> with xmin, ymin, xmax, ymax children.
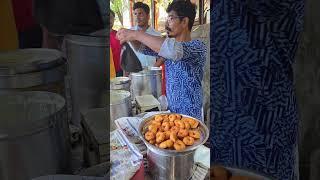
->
<box><xmin>131</xmin><ymin>69</ymin><xmax>162</xmax><ymax>76</ymax></box>
<box><xmin>138</xmin><ymin>113</ymin><xmax>209</xmax><ymax>156</ymax></box>
<box><xmin>110</xmin><ymin>90</ymin><xmax>131</xmax><ymax>105</ymax></box>
<box><xmin>0</xmin><ymin>48</ymin><xmax>65</xmax><ymax>75</ymax></box>
<box><xmin>149</xmin><ymin>66</ymin><xmax>162</xmax><ymax>71</ymax></box>
<box><xmin>0</xmin><ymin>91</ymin><xmax>65</xmax><ymax>138</ymax></box>
<box><xmin>110</xmin><ymin>77</ymin><xmax>130</xmax><ymax>85</ymax></box>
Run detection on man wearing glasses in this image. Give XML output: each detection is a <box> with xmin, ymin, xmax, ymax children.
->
<box><xmin>130</xmin><ymin>2</ymin><xmax>162</xmax><ymax>68</ymax></box>
<box><xmin>117</xmin><ymin>0</ymin><xmax>206</xmax><ymax>120</ymax></box>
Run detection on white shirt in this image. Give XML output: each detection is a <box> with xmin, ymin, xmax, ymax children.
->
<box><xmin>130</xmin><ymin>26</ymin><xmax>161</xmax><ymax>68</ymax></box>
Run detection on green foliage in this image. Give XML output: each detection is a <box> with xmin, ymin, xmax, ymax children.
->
<box><xmin>110</xmin><ymin>0</ymin><xmax>125</xmax><ymax>25</ymax></box>
<box><xmin>158</xmin><ymin>0</ymin><xmax>173</xmax><ymax>9</ymax></box>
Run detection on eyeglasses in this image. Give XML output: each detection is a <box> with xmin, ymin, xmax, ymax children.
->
<box><xmin>166</xmin><ymin>15</ymin><xmax>185</xmax><ymax>23</ymax></box>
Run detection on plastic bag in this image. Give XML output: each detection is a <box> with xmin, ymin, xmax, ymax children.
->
<box><xmin>158</xmin><ymin>95</ymin><xmax>168</xmax><ymax>111</ymax></box>
<box><xmin>120</xmin><ymin>42</ymin><xmax>142</xmax><ymax>73</ymax></box>
<box><xmin>110</xmin><ymin>130</ymin><xmax>143</xmax><ymax>180</ymax></box>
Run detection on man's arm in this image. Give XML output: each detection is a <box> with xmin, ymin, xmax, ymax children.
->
<box><xmin>117</xmin><ymin>29</ymin><xmax>165</xmax><ymax>53</ymax></box>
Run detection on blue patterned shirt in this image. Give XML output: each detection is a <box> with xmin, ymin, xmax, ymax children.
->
<box><xmin>140</xmin><ymin>38</ymin><xmax>206</xmax><ymax>120</ymax></box>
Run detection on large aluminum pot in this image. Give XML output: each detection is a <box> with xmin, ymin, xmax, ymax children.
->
<box><xmin>65</xmin><ymin>34</ymin><xmax>107</xmax><ymax>126</ymax></box>
<box><xmin>0</xmin><ymin>134</ymin><xmax>8</xmax><ymax>180</ymax></box>
<box><xmin>0</xmin><ymin>91</ymin><xmax>71</xmax><ymax>180</ymax></box>
<box><xmin>0</xmin><ymin>48</ymin><xmax>66</xmax><ymax>94</ymax></box>
<box><xmin>110</xmin><ymin>90</ymin><xmax>132</xmax><ymax>130</ymax></box>
<box><xmin>110</xmin><ymin>77</ymin><xmax>130</xmax><ymax>91</ymax></box>
<box><xmin>138</xmin><ymin>113</ymin><xmax>209</xmax><ymax>180</ymax></box>
<box><xmin>130</xmin><ymin>67</ymin><xmax>162</xmax><ymax>100</ymax></box>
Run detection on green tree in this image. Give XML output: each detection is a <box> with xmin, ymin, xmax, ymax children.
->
<box><xmin>110</xmin><ymin>0</ymin><xmax>125</xmax><ymax>26</ymax></box>
<box><xmin>158</xmin><ymin>0</ymin><xmax>172</xmax><ymax>9</ymax></box>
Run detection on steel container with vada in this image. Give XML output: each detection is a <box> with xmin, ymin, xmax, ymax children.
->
<box><xmin>138</xmin><ymin>113</ymin><xmax>209</xmax><ymax>180</ymax></box>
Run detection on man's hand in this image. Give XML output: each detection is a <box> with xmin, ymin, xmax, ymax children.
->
<box><xmin>116</xmin><ymin>28</ymin><xmax>137</xmax><ymax>44</ymax></box>
<box><xmin>154</xmin><ymin>57</ymin><xmax>165</xmax><ymax>67</ymax></box>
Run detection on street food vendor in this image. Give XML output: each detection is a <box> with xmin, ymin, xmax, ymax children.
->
<box><xmin>117</xmin><ymin>0</ymin><xmax>206</xmax><ymax>120</ymax></box>
<box><xmin>110</xmin><ymin>10</ymin><xmax>122</xmax><ymax>76</ymax></box>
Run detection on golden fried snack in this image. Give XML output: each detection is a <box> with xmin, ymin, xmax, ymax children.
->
<box><xmin>170</xmin><ymin>126</ymin><xmax>180</xmax><ymax>134</ymax></box>
<box><xmin>165</xmin><ymin>139</ymin><xmax>174</xmax><ymax>148</ymax></box>
<box><xmin>189</xmin><ymin>130</ymin><xmax>201</xmax><ymax>139</ymax></box>
<box><xmin>175</xmin><ymin>114</ymin><xmax>182</xmax><ymax>120</ymax></box>
<box><xmin>144</xmin><ymin>113</ymin><xmax>202</xmax><ymax>151</ymax></box>
<box><xmin>170</xmin><ymin>131</ymin><xmax>178</xmax><ymax>142</ymax></box>
<box><xmin>169</xmin><ymin>121</ymin><xmax>175</xmax><ymax>128</ymax></box>
<box><xmin>174</xmin><ymin>120</ymin><xmax>185</xmax><ymax>129</ymax></box>
<box><xmin>184</xmin><ymin>121</ymin><xmax>191</xmax><ymax>130</ymax></box>
<box><xmin>169</xmin><ymin>114</ymin><xmax>176</xmax><ymax>121</ymax></box>
<box><xmin>173</xmin><ymin>140</ymin><xmax>186</xmax><ymax>151</ymax></box>
<box><xmin>148</xmin><ymin>124</ymin><xmax>158</xmax><ymax>134</ymax></box>
<box><xmin>149</xmin><ymin>139</ymin><xmax>156</xmax><ymax>144</ymax></box>
<box><xmin>164</xmin><ymin>131</ymin><xmax>171</xmax><ymax>139</ymax></box>
<box><xmin>154</xmin><ymin>115</ymin><xmax>163</xmax><ymax>122</ymax></box>
<box><xmin>181</xmin><ymin>117</ymin><xmax>189</xmax><ymax>122</ymax></box>
<box><xmin>182</xmin><ymin>136</ymin><xmax>195</xmax><ymax>146</ymax></box>
<box><xmin>177</xmin><ymin>129</ymin><xmax>189</xmax><ymax>139</ymax></box>
<box><xmin>159</xmin><ymin>139</ymin><xmax>174</xmax><ymax>149</ymax></box>
<box><xmin>185</xmin><ymin>118</ymin><xmax>199</xmax><ymax>129</ymax></box>
<box><xmin>159</xmin><ymin>141</ymin><xmax>167</xmax><ymax>149</ymax></box>
<box><xmin>151</xmin><ymin>121</ymin><xmax>161</xmax><ymax>128</ymax></box>
<box><xmin>145</xmin><ymin>131</ymin><xmax>155</xmax><ymax>141</ymax></box>
<box><xmin>163</xmin><ymin>118</ymin><xmax>169</xmax><ymax>123</ymax></box>
<box><xmin>161</xmin><ymin>122</ymin><xmax>171</xmax><ymax>131</ymax></box>
<box><xmin>190</xmin><ymin>120</ymin><xmax>199</xmax><ymax>128</ymax></box>
<box><xmin>156</xmin><ymin>131</ymin><xmax>166</xmax><ymax>143</ymax></box>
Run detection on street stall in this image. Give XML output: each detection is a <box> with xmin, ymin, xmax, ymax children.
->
<box><xmin>108</xmin><ymin>0</ymin><xmax>212</xmax><ymax>179</ymax></box>
<box><xmin>0</xmin><ymin>0</ymin><xmax>288</xmax><ymax>179</ymax></box>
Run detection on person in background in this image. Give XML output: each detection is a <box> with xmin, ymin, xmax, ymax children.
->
<box><xmin>0</xmin><ymin>0</ymin><xmax>18</xmax><ymax>51</ymax></box>
<box><xmin>110</xmin><ymin>10</ymin><xmax>122</xmax><ymax>76</ymax></box>
<box><xmin>11</xmin><ymin>0</ymin><xmax>42</xmax><ymax>48</ymax></box>
<box><xmin>131</xmin><ymin>2</ymin><xmax>163</xmax><ymax>68</ymax></box>
<box><xmin>117</xmin><ymin>0</ymin><xmax>206</xmax><ymax>120</ymax></box>
<box><xmin>131</xmin><ymin>2</ymin><xmax>166</xmax><ymax>95</ymax></box>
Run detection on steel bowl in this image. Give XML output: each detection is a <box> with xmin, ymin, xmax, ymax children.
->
<box><xmin>139</xmin><ymin>113</ymin><xmax>209</xmax><ymax>180</ymax></box>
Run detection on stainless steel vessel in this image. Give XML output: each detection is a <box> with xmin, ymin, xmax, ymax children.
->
<box><xmin>110</xmin><ymin>77</ymin><xmax>130</xmax><ymax>91</ymax></box>
<box><xmin>0</xmin><ymin>134</ymin><xmax>8</xmax><ymax>180</ymax></box>
<box><xmin>0</xmin><ymin>91</ymin><xmax>71</xmax><ymax>180</ymax></box>
<box><xmin>110</xmin><ymin>90</ymin><xmax>132</xmax><ymax>130</ymax></box>
<box><xmin>0</xmin><ymin>48</ymin><xmax>66</xmax><ymax>94</ymax></box>
<box><xmin>130</xmin><ymin>67</ymin><xmax>162</xmax><ymax>100</ymax></box>
<box><xmin>65</xmin><ymin>34</ymin><xmax>107</xmax><ymax>125</ymax></box>
<box><xmin>81</xmin><ymin>108</ymin><xmax>109</xmax><ymax>166</ymax></box>
<box><xmin>138</xmin><ymin>113</ymin><xmax>209</xmax><ymax>180</ymax></box>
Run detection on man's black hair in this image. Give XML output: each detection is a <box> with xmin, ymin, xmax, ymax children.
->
<box><xmin>166</xmin><ymin>0</ymin><xmax>197</xmax><ymax>30</ymax></box>
<box><xmin>110</xmin><ymin>10</ymin><xmax>115</xmax><ymax>17</ymax></box>
<box><xmin>133</xmin><ymin>2</ymin><xmax>150</xmax><ymax>15</ymax></box>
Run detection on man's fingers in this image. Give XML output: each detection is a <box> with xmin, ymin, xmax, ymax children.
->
<box><xmin>120</xmin><ymin>40</ymin><xmax>126</xmax><ymax>44</ymax></box>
